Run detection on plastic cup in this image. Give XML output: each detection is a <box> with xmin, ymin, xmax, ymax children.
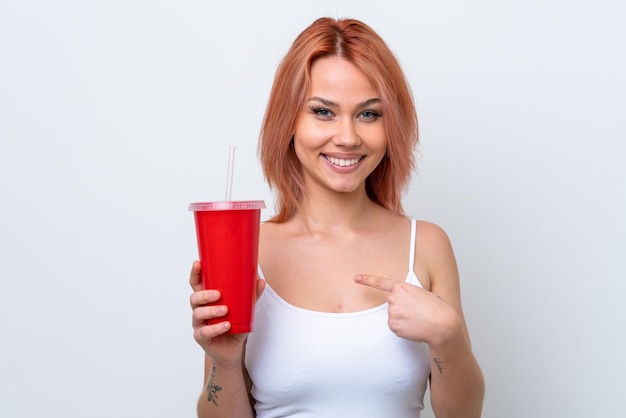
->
<box><xmin>189</xmin><ymin>200</ymin><xmax>266</xmax><ymax>333</ymax></box>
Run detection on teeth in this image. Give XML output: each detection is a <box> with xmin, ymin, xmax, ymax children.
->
<box><xmin>326</xmin><ymin>156</ymin><xmax>361</xmax><ymax>167</ymax></box>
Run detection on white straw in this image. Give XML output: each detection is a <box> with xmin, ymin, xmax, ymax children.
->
<box><xmin>225</xmin><ymin>145</ymin><xmax>235</xmax><ymax>201</ymax></box>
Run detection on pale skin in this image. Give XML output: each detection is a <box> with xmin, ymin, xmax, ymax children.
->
<box><xmin>190</xmin><ymin>56</ymin><xmax>484</xmax><ymax>417</ymax></box>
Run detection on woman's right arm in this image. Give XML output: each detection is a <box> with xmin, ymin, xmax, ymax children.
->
<box><xmin>196</xmin><ymin>354</ymin><xmax>253</xmax><ymax>418</ymax></box>
<box><xmin>190</xmin><ymin>261</ymin><xmax>255</xmax><ymax>418</ymax></box>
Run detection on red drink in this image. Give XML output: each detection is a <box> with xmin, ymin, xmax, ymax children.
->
<box><xmin>189</xmin><ymin>200</ymin><xmax>265</xmax><ymax>333</ymax></box>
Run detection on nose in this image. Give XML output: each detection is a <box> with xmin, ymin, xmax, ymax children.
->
<box><xmin>333</xmin><ymin>117</ymin><xmax>361</xmax><ymax>147</ymax></box>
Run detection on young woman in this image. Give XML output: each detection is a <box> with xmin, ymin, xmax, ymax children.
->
<box><xmin>190</xmin><ymin>17</ymin><xmax>485</xmax><ymax>418</ymax></box>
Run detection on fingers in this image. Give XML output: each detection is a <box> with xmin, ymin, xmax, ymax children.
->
<box><xmin>256</xmin><ymin>277</ymin><xmax>266</xmax><ymax>301</ymax></box>
<box><xmin>189</xmin><ymin>261</ymin><xmax>203</xmax><ymax>291</ymax></box>
<box><xmin>190</xmin><ymin>287</ymin><xmax>225</xmax><ymax>328</ymax></box>
<box><xmin>190</xmin><ymin>287</ymin><xmax>221</xmax><ymax>307</ymax></box>
<box><xmin>192</xmin><ymin>304</ymin><xmax>228</xmax><ymax>328</ymax></box>
<box><xmin>191</xmin><ymin>289</ymin><xmax>230</xmax><ymax>343</ymax></box>
<box><xmin>354</xmin><ymin>274</ymin><xmax>396</xmax><ymax>292</ymax></box>
<box><xmin>193</xmin><ymin>320</ymin><xmax>232</xmax><ymax>345</ymax></box>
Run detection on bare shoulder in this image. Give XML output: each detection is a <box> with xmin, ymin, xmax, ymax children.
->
<box><xmin>258</xmin><ymin>220</ymin><xmax>296</xmax><ymax>267</ymax></box>
<box><xmin>259</xmin><ymin>220</ymin><xmax>279</xmax><ymax>237</ymax></box>
<box><xmin>414</xmin><ymin>220</ymin><xmax>455</xmax><ymax>255</ymax></box>
<box><xmin>413</xmin><ymin>220</ymin><xmax>460</xmax><ymax>298</ymax></box>
<box><xmin>259</xmin><ymin>221</ymin><xmax>285</xmax><ymax>253</ymax></box>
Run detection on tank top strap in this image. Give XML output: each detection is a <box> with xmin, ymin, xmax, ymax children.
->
<box><xmin>408</xmin><ymin>218</ymin><xmax>416</xmax><ymax>273</ymax></box>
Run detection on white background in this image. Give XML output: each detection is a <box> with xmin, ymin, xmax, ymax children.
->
<box><xmin>1</xmin><ymin>1</ymin><xmax>624</xmax><ymax>417</ymax></box>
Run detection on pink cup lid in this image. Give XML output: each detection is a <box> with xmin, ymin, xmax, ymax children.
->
<box><xmin>188</xmin><ymin>200</ymin><xmax>266</xmax><ymax>211</ymax></box>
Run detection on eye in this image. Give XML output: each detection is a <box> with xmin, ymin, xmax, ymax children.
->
<box><xmin>359</xmin><ymin>109</ymin><xmax>382</xmax><ymax>121</ymax></box>
<box><xmin>309</xmin><ymin>106</ymin><xmax>334</xmax><ymax>119</ymax></box>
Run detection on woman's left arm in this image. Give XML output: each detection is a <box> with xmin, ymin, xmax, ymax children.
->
<box><xmin>417</xmin><ymin>222</ymin><xmax>485</xmax><ymax>418</ymax></box>
<box><xmin>355</xmin><ymin>221</ymin><xmax>485</xmax><ymax>418</ymax></box>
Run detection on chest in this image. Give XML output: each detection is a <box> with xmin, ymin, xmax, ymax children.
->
<box><xmin>259</xmin><ymin>230</ymin><xmax>411</xmax><ymax>312</ymax></box>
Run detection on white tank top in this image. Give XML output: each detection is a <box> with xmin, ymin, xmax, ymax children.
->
<box><xmin>245</xmin><ymin>219</ymin><xmax>430</xmax><ymax>418</ymax></box>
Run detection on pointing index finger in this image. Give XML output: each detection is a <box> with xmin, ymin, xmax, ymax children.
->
<box><xmin>354</xmin><ymin>274</ymin><xmax>395</xmax><ymax>292</ymax></box>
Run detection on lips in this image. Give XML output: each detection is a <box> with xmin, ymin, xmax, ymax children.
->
<box><xmin>323</xmin><ymin>155</ymin><xmax>364</xmax><ymax>167</ymax></box>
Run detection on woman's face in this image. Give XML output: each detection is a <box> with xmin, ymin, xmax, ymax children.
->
<box><xmin>293</xmin><ymin>56</ymin><xmax>387</xmax><ymax>197</ymax></box>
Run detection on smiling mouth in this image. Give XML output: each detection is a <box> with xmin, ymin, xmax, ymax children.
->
<box><xmin>323</xmin><ymin>155</ymin><xmax>364</xmax><ymax>167</ymax></box>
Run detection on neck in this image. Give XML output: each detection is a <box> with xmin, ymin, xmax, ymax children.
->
<box><xmin>294</xmin><ymin>187</ymin><xmax>381</xmax><ymax>233</ymax></box>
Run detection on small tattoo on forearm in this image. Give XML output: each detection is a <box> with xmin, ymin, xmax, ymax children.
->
<box><xmin>433</xmin><ymin>357</ymin><xmax>444</xmax><ymax>374</ymax></box>
<box><xmin>206</xmin><ymin>365</ymin><xmax>223</xmax><ymax>406</ymax></box>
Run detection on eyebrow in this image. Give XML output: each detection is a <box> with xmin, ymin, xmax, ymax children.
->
<box><xmin>307</xmin><ymin>96</ymin><xmax>381</xmax><ymax>109</ymax></box>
